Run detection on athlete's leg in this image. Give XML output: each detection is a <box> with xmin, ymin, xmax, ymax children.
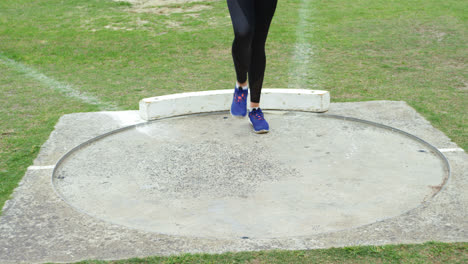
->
<box><xmin>227</xmin><ymin>0</ymin><xmax>255</xmax><ymax>86</ymax></box>
<box><xmin>249</xmin><ymin>0</ymin><xmax>278</xmax><ymax>104</ymax></box>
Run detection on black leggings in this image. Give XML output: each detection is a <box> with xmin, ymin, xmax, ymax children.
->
<box><xmin>227</xmin><ymin>0</ymin><xmax>278</xmax><ymax>103</ymax></box>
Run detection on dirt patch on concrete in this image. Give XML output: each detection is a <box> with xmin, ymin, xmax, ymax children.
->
<box><xmin>114</xmin><ymin>0</ymin><xmax>217</xmax><ymax>15</ymax></box>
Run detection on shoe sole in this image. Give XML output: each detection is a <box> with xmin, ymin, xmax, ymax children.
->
<box><xmin>254</xmin><ymin>129</ymin><xmax>269</xmax><ymax>134</ymax></box>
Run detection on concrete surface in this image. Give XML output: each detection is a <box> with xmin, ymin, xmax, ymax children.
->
<box><xmin>54</xmin><ymin>112</ymin><xmax>446</xmax><ymax>238</ymax></box>
<box><xmin>0</xmin><ymin>101</ymin><xmax>466</xmax><ymax>263</ymax></box>
<box><xmin>139</xmin><ymin>89</ymin><xmax>330</xmax><ymax>120</ymax></box>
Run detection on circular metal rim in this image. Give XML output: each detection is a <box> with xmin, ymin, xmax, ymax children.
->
<box><xmin>50</xmin><ymin>110</ymin><xmax>451</xmax><ymax>240</ymax></box>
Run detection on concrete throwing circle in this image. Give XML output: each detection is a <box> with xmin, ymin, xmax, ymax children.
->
<box><xmin>53</xmin><ymin>111</ymin><xmax>449</xmax><ymax>239</ymax></box>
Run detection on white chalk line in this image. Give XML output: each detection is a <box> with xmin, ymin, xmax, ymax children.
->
<box><xmin>28</xmin><ymin>165</ymin><xmax>56</xmax><ymax>170</ymax></box>
<box><xmin>288</xmin><ymin>0</ymin><xmax>315</xmax><ymax>89</ymax></box>
<box><xmin>438</xmin><ymin>148</ymin><xmax>465</xmax><ymax>153</ymax></box>
<box><xmin>0</xmin><ymin>53</ymin><xmax>119</xmax><ymax>111</ymax></box>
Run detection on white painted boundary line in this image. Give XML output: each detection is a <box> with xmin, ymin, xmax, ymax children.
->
<box><xmin>0</xmin><ymin>53</ymin><xmax>118</xmax><ymax>110</ymax></box>
<box><xmin>438</xmin><ymin>148</ymin><xmax>465</xmax><ymax>153</ymax></box>
<box><xmin>289</xmin><ymin>0</ymin><xmax>315</xmax><ymax>89</ymax></box>
<box><xmin>139</xmin><ymin>89</ymin><xmax>330</xmax><ymax>121</ymax></box>
<box><xmin>28</xmin><ymin>165</ymin><xmax>56</xmax><ymax>170</ymax></box>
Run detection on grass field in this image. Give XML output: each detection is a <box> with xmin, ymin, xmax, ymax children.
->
<box><xmin>71</xmin><ymin>241</ymin><xmax>468</xmax><ymax>263</ymax></box>
<box><xmin>1</xmin><ymin>0</ymin><xmax>467</xmax><ymax>262</ymax></box>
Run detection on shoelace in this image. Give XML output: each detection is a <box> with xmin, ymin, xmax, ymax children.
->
<box><xmin>235</xmin><ymin>91</ymin><xmax>247</xmax><ymax>103</ymax></box>
<box><xmin>251</xmin><ymin>109</ymin><xmax>264</xmax><ymax>120</ymax></box>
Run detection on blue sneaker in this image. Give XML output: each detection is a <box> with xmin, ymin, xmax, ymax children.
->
<box><xmin>249</xmin><ymin>108</ymin><xmax>269</xmax><ymax>134</ymax></box>
<box><xmin>230</xmin><ymin>86</ymin><xmax>248</xmax><ymax>117</ymax></box>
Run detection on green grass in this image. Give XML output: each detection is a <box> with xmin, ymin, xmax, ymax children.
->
<box><xmin>0</xmin><ymin>58</ymin><xmax>99</xmax><ymax>211</ymax></box>
<box><xmin>1</xmin><ymin>0</ymin><xmax>467</xmax><ymax>262</ymax></box>
<box><xmin>65</xmin><ymin>241</ymin><xmax>467</xmax><ymax>263</ymax></box>
<box><xmin>311</xmin><ymin>0</ymin><xmax>467</xmax><ymax>149</ymax></box>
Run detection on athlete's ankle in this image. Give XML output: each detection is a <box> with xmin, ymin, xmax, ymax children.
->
<box><xmin>237</xmin><ymin>81</ymin><xmax>248</xmax><ymax>87</ymax></box>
